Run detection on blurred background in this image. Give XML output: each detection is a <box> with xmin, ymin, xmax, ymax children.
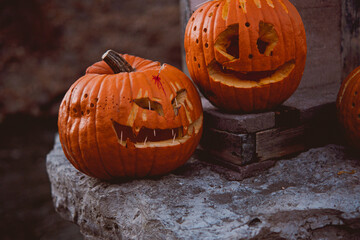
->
<box><xmin>0</xmin><ymin>0</ymin><xmax>181</xmax><ymax>239</ymax></box>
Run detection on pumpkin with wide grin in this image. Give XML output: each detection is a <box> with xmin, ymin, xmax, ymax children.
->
<box><xmin>58</xmin><ymin>51</ymin><xmax>203</xmax><ymax>180</ymax></box>
<box><xmin>185</xmin><ymin>0</ymin><xmax>307</xmax><ymax>112</ymax></box>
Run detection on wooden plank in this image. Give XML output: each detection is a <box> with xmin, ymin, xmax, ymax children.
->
<box><xmin>256</xmin><ymin>126</ymin><xmax>306</xmax><ymax>161</ymax></box>
<box><xmin>341</xmin><ymin>0</ymin><xmax>360</xmax><ymax>80</ymax></box>
<box><xmin>200</xmin><ymin>128</ymin><xmax>256</xmax><ymax>165</ymax></box>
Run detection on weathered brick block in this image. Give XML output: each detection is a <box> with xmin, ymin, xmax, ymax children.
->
<box><xmin>202</xmin><ymin>98</ymin><xmax>275</xmax><ymax>134</ymax></box>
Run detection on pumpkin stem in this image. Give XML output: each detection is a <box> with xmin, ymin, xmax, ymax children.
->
<box><xmin>102</xmin><ymin>50</ymin><xmax>134</xmax><ymax>73</ymax></box>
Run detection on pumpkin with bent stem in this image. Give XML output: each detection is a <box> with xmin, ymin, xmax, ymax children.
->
<box><xmin>58</xmin><ymin>50</ymin><xmax>203</xmax><ymax>180</ymax></box>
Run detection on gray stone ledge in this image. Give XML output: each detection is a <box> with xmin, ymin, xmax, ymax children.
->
<box><xmin>47</xmin><ymin>135</ymin><xmax>360</xmax><ymax>240</ymax></box>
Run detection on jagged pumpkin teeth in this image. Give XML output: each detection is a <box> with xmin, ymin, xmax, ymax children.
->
<box><xmin>58</xmin><ymin>50</ymin><xmax>203</xmax><ymax>180</ymax></box>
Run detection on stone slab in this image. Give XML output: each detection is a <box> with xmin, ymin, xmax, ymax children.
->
<box><xmin>202</xmin><ymin>98</ymin><xmax>276</xmax><ymax>134</ymax></box>
<box><xmin>283</xmin><ymin>82</ymin><xmax>339</xmax><ymax>116</ymax></box>
<box><xmin>47</xmin><ymin>135</ymin><xmax>360</xmax><ymax>240</ymax></box>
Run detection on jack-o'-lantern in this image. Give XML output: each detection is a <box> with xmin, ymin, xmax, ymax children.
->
<box><xmin>337</xmin><ymin>66</ymin><xmax>360</xmax><ymax>150</ymax></box>
<box><xmin>58</xmin><ymin>50</ymin><xmax>203</xmax><ymax>180</ymax></box>
<box><xmin>185</xmin><ymin>0</ymin><xmax>307</xmax><ymax>112</ymax></box>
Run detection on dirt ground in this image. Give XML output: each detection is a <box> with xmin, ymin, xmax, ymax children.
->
<box><xmin>0</xmin><ymin>0</ymin><xmax>181</xmax><ymax>238</ymax></box>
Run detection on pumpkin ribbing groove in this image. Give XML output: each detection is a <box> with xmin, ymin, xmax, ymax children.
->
<box><xmin>75</xmin><ymin>76</ymin><xmax>99</xmax><ymax>177</ymax></box>
<box><xmin>128</xmin><ymin>72</ymin><xmax>138</xmax><ymax>176</ymax></box>
<box><xmin>257</xmin><ymin>6</ymin><xmax>273</xmax><ymax>70</ymax></box>
<box><xmin>273</xmin><ymin>1</ymin><xmax>287</xmax><ymax>66</ymax></box>
<box><xmin>287</xmin><ymin>9</ymin><xmax>298</xmax><ymax>101</ymax></box>
<box><xmin>114</xmin><ymin>73</ymin><xmax>127</xmax><ymax>176</ymax></box>
<box><xmin>119</xmin><ymin>72</ymin><xmax>131</xmax><ymax>177</ymax></box>
<box><xmin>62</xmin><ymin>82</ymin><xmax>82</xmax><ymax>171</ymax></box>
<box><xmin>257</xmin><ymin>5</ymin><xmax>272</xmax><ymax>108</ymax></box>
<box><xmin>67</xmin><ymin>76</ymin><xmax>97</xmax><ymax>175</ymax></box>
<box><xmin>206</xmin><ymin>0</ymin><xmax>221</xmax><ymax>97</ymax></box>
<box><xmin>199</xmin><ymin>2</ymin><xmax>212</xmax><ymax>81</ymax></box>
<box><xmin>109</xmin><ymin>73</ymin><xmax>126</xmax><ymax>177</ymax></box>
<box><xmin>93</xmin><ymin>75</ymin><xmax>115</xmax><ymax>178</ymax></box>
<box><xmin>186</xmin><ymin>13</ymin><xmax>197</xmax><ymax>84</ymax></box>
<box><xmin>78</xmin><ymin>75</ymin><xmax>99</xmax><ymax>175</ymax></box>
<box><xmin>273</xmin><ymin>1</ymin><xmax>294</xmax><ymax>104</ymax></box>
<box><xmin>243</xmin><ymin>3</ymin><xmax>253</xmax><ymax>71</ymax></box>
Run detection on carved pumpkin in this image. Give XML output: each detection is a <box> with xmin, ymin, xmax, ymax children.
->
<box><xmin>58</xmin><ymin>50</ymin><xmax>203</xmax><ymax>180</ymax></box>
<box><xmin>337</xmin><ymin>66</ymin><xmax>360</xmax><ymax>150</ymax></box>
<box><xmin>185</xmin><ymin>0</ymin><xmax>307</xmax><ymax>112</ymax></box>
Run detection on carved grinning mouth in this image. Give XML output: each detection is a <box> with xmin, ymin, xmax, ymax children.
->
<box><xmin>207</xmin><ymin>59</ymin><xmax>295</xmax><ymax>87</ymax></box>
<box><xmin>111</xmin><ymin>115</ymin><xmax>203</xmax><ymax>148</ymax></box>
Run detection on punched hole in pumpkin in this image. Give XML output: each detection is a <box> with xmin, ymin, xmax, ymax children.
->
<box><xmin>133</xmin><ymin>97</ymin><xmax>164</xmax><ymax>116</ymax></box>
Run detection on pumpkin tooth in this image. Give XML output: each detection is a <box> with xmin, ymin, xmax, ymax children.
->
<box><xmin>172</xmin><ymin>133</ymin><xmax>176</xmax><ymax>143</ymax></box>
<box><xmin>133</xmin><ymin>126</ymin><xmax>141</xmax><ymax>137</ymax></box>
<box><xmin>144</xmin><ymin>136</ymin><xmax>148</xmax><ymax>145</ymax></box>
<box><xmin>183</xmin><ymin>126</ymin><xmax>188</xmax><ymax>136</ymax></box>
<box><xmin>154</xmin><ymin>129</ymin><xmax>156</xmax><ymax>136</ymax></box>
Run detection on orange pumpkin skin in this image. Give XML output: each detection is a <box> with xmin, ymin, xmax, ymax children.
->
<box><xmin>185</xmin><ymin>0</ymin><xmax>307</xmax><ymax>112</ymax></box>
<box><xmin>337</xmin><ymin>66</ymin><xmax>360</xmax><ymax>150</ymax></box>
<box><xmin>58</xmin><ymin>54</ymin><xmax>203</xmax><ymax>180</ymax></box>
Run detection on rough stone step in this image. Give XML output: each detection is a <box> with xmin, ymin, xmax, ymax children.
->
<box><xmin>47</xmin><ymin>135</ymin><xmax>360</xmax><ymax>240</ymax></box>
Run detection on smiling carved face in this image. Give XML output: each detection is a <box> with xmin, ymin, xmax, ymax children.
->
<box><xmin>58</xmin><ymin>52</ymin><xmax>203</xmax><ymax>180</ymax></box>
<box><xmin>185</xmin><ymin>0</ymin><xmax>307</xmax><ymax>112</ymax></box>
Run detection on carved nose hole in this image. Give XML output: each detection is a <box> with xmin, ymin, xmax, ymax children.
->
<box><xmin>214</xmin><ymin>24</ymin><xmax>239</xmax><ymax>61</ymax></box>
<box><xmin>172</xmin><ymin>89</ymin><xmax>187</xmax><ymax>116</ymax></box>
<box><xmin>257</xmin><ymin>21</ymin><xmax>279</xmax><ymax>56</ymax></box>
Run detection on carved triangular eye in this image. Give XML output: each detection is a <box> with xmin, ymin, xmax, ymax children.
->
<box><xmin>214</xmin><ymin>24</ymin><xmax>239</xmax><ymax>61</ymax></box>
<box><xmin>257</xmin><ymin>21</ymin><xmax>278</xmax><ymax>56</ymax></box>
<box><xmin>134</xmin><ymin>98</ymin><xmax>164</xmax><ymax>116</ymax></box>
<box><xmin>172</xmin><ymin>89</ymin><xmax>187</xmax><ymax>116</ymax></box>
